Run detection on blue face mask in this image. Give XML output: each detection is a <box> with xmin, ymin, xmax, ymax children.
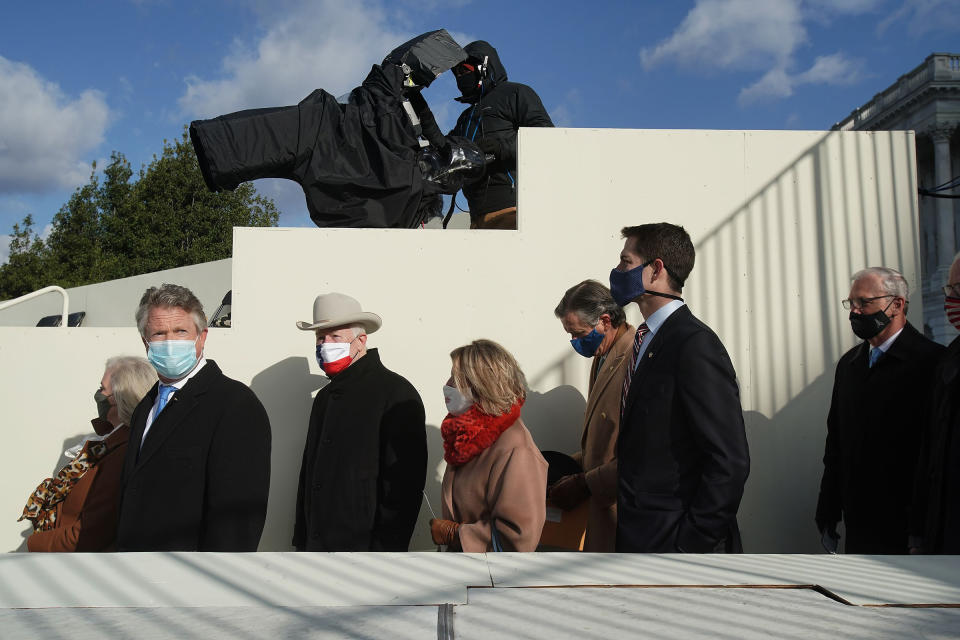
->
<box><xmin>609</xmin><ymin>260</ymin><xmax>652</xmax><ymax>307</ymax></box>
<box><xmin>570</xmin><ymin>328</ymin><xmax>605</xmax><ymax>358</ymax></box>
<box><xmin>609</xmin><ymin>259</ymin><xmax>684</xmax><ymax>307</ymax></box>
<box><xmin>147</xmin><ymin>338</ymin><xmax>199</xmax><ymax>380</ymax></box>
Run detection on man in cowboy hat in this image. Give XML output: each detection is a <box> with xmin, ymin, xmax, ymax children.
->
<box><xmin>292</xmin><ymin>292</ymin><xmax>427</xmax><ymax>551</ymax></box>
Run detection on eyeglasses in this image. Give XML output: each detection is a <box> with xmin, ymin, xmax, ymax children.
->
<box><xmin>453</xmin><ymin>63</ymin><xmax>475</xmax><ymax>78</ymax></box>
<box><xmin>841</xmin><ymin>295</ymin><xmax>894</xmax><ymax>311</ymax></box>
<box><xmin>943</xmin><ymin>283</ymin><xmax>960</xmax><ymax>298</ymax></box>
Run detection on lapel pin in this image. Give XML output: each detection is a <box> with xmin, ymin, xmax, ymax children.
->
<box><xmin>647</xmin><ymin>351</ymin><xmax>654</xmax><ymax>358</ymax></box>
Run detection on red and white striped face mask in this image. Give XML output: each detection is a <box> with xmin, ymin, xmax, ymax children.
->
<box><xmin>946</xmin><ymin>297</ymin><xmax>960</xmax><ymax>332</ymax></box>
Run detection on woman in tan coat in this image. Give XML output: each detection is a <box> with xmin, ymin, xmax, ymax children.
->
<box><xmin>20</xmin><ymin>356</ymin><xmax>157</xmax><ymax>551</ymax></box>
<box><xmin>430</xmin><ymin>339</ymin><xmax>547</xmax><ymax>552</ymax></box>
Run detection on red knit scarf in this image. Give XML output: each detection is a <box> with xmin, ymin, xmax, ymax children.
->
<box><xmin>441</xmin><ymin>400</ymin><xmax>523</xmax><ymax>466</ymax></box>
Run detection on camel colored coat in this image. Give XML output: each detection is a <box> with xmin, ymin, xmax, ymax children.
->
<box><xmin>579</xmin><ymin>323</ymin><xmax>634</xmax><ymax>552</ymax></box>
<box><xmin>441</xmin><ymin>418</ymin><xmax>548</xmax><ymax>552</ymax></box>
<box><xmin>27</xmin><ymin>425</ymin><xmax>130</xmax><ymax>552</ymax></box>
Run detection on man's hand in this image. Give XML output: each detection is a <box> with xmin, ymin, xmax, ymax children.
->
<box><xmin>548</xmin><ymin>473</ymin><xmax>590</xmax><ymax>510</ymax></box>
<box><xmin>430</xmin><ymin>518</ymin><xmax>460</xmax><ymax>545</ymax></box>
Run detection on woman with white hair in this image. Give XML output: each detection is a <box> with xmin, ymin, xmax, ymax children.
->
<box><xmin>430</xmin><ymin>339</ymin><xmax>547</xmax><ymax>551</ymax></box>
<box><xmin>20</xmin><ymin>356</ymin><xmax>157</xmax><ymax>551</ymax></box>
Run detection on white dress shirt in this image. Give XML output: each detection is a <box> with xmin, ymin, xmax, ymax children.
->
<box><xmin>140</xmin><ymin>357</ymin><xmax>207</xmax><ymax>449</ymax></box>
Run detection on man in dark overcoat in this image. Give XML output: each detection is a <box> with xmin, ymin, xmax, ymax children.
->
<box><xmin>293</xmin><ymin>292</ymin><xmax>427</xmax><ymax>551</ymax></box>
<box><xmin>912</xmin><ymin>254</ymin><xmax>960</xmax><ymax>553</ymax></box>
<box><xmin>612</xmin><ymin>223</ymin><xmax>750</xmax><ymax>553</ymax></box>
<box><xmin>817</xmin><ymin>267</ymin><xmax>944</xmax><ymax>554</ymax></box>
<box><xmin>118</xmin><ymin>284</ymin><xmax>272</xmax><ymax>551</ymax></box>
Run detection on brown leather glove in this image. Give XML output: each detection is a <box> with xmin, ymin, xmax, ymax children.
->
<box><xmin>548</xmin><ymin>472</ymin><xmax>590</xmax><ymax>510</ymax></box>
<box><xmin>430</xmin><ymin>518</ymin><xmax>461</xmax><ymax>545</ymax></box>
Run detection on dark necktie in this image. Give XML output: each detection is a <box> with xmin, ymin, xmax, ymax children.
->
<box><xmin>621</xmin><ymin>323</ymin><xmax>650</xmax><ymax>420</ymax></box>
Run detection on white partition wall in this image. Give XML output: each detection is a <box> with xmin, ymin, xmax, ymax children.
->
<box><xmin>0</xmin><ymin>128</ymin><xmax>920</xmax><ymax>553</ymax></box>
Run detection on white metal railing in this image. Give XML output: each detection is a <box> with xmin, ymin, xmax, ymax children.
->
<box><xmin>0</xmin><ymin>286</ymin><xmax>69</xmax><ymax>327</ymax></box>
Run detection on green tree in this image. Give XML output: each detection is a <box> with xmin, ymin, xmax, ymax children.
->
<box><xmin>0</xmin><ymin>129</ymin><xmax>280</xmax><ymax>300</ymax></box>
<box><xmin>0</xmin><ymin>215</ymin><xmax>49</xmax><ymax>298</ymax></box>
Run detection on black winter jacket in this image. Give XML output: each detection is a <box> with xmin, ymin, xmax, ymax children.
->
<box><xmin>450</xmin><ymin>41</ymin><xmax>553</xmax><ymax>218</ymax></box>
<box><xmin>293</xmin><ymin>349</ymin><xmax>427</xmax><ymax>551</ymax></box>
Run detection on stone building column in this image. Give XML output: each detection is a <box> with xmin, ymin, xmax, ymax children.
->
<box><xmin>927</xmin><ymin>123</ymin><xmax>958</xmax><ymax>343</ymax></box>
<box><xmin>931</xmin><ymin>124</ymin><xmax>956</xmax><ymax>270</ymax></box>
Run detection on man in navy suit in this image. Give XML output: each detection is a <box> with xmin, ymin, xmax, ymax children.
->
<box><xmin>611</xmin><ymin>223</ymin><xmax>750</xmax><ymax>553</ymax></box>
<box><xmin>118</xmin><ymin>284</ymin><xmax>271</xmax><ymax>551</ymax></box>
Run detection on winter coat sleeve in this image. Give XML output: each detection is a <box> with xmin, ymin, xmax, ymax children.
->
<box><xmin>584</xmin><ymin>457</ymin><xmax>618</xmax><ymax>508</ymax></box>
<box><xmin>458</xmin><ymin>444</ymin><xmax>548</xmax><ymax>552</ymax></box>
<box><xmin>27</xmin><ymin>448</ymin><xmax>125</xmax><ymax>552</ymax></box>
<box><xmin>816</xmin><ymin>361</ymin><xmax>844</xmax><ymax>531</ymax></box>
<box><xmin>498</xmin><ymin>84</ymin><xmax>553</xmax><ymax>168</ymax></box>
<box><xmin>370</xmin><ymin>388</ymin><xmax>427</xmax><ymax>551</ymax></box>
<box><xmin>292</xmin><ymin>438</ymin><xmax>309</xmax><ymax>551</ymax></box>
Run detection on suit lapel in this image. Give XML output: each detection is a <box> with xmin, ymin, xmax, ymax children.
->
<box><xmin>582</xmin><ymin>325</ymin><xmax>632</xmax><ymax>441</ymax></box>
<box><xmin>132</xmin><ymin>362</ymin><xmax>218</xmax><ymax>472</ymax></box>
<box><xmin>623</xmin><ymin>307</ymin><xmax>689</xmax><ymax>420</ymax></box>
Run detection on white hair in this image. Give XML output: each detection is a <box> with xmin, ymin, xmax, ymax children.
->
<box><xmin>104</xmin><ymin>356</ymin><xmax>158</xmax><ymax>425</ymax></box>
<box><xmin>852</xmin><ymin>267</ymin><xmax>909</xmax><ymax>301</ymax></box>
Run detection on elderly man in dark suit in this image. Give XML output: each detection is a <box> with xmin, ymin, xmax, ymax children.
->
<box><xmin>611</xmin><ymin>223</ymin><xmax>750</xmax><ymax>553</ymax></box>
<box><xmin>118</xmin><ymin>284</ymin><xmax>271</xmax><ymax>551</ymax></box>
<box><xmin>817</xmin><ymin>267</ymin><xmax>944</xmax><ymax>554</ymax></box>
<box><xmin>293</xmin><ymin>292</ymin><xmax>427</xmax><ymax>551</ymax></box>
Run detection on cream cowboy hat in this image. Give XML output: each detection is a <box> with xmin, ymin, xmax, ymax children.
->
<box><xmin>296</xmin><ymin>292</ymin><xmax>382</xmax><ymax>333</ymax></box>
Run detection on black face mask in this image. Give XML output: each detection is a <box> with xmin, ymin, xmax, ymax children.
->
<box><xmin>456</xmin><ymin>71</ymin><xmax>480</xmax><ymax>99</ymax></box>
<box><xmin>848</xmin><ymin>299</ymin><xmax>894</xmax><ymax>340</ymax></box>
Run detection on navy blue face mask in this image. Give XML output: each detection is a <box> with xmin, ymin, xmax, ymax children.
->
<box><xmin>570</xmin><ymin>328</ymin><xmax>604</xmax><ymax>358</ymax></box>
<box><xmin>609</xmin><ymin>260</ymin><xmax>683</xmax><ymax>307</ymax></box>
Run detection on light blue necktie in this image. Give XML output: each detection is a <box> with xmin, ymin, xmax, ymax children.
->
<box><xmin>156</xmin><ymin>384</ymin><xmax>176</xmax><ymax>415</ymax></box>
<box><xmin>868</xmin><ymin>348</ymin><xmax>883</xmax><ymax>368</ymax></box>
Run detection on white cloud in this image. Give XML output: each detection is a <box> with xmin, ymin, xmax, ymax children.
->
<box><xmin>805</xmin><ymin>0</ymin><xmax>883</xmax><ymax>13</ymax></box>
<box><xmin>640</xmin><ymin>0</ymin><xmax>806</xmax><ymax>71</ymax></box>
<box><xmin>0</xmin><ymin>57</ymin><xmax>110</xmax><ymax>194</ymax></box>
<box><xmin>739</xmin><ymin>52</ymin><xmax>864</xmax><ymax>103</ymax></box>
<box><xmin>178</xmin><ymin>0</ymin><xmax>414</xmax><ymax>118</ymax></box>
<box><xmin>642</xmin><ymin>0</ymin><xmax>877</xmax><ymax>105</ymax></box>
<box><xmin>878</xmin><ymin>0</ymin><xmax>960</xmax><ymax>36</ymax></box>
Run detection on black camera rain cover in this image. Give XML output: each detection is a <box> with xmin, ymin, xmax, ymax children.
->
<box><xmin>382</xmin><ymin>29</ymin><xmax>466</xmax><ymax>87</ymax></box>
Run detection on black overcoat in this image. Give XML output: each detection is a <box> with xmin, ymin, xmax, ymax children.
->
<box><xmin>616</xmin><ymin>306</ymin><xmax>751</xmax><ymax>553</ymax></box>
<box><xmin>912</xmin><ymin>334</ymin><xmax>960</xmax><ymax>552</ymax></box>
<box><xmin>118</xmin><ymin>360</ymin><xmax>272</xmax><ymax>551</ymax></box>
<box><xmin>816</xmin><ymin>322</ymin><xmax>944</xmax><ymax>553</ymax></box>
<box><xmin>293</xmin><ymin>349</ymin><xmax>427</xmax><ymax>551</ymax></box>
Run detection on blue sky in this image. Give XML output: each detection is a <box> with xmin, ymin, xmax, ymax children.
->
<box><xmin>1</xmin><ymin>0</ymin><xmax>957</xmax><ymax>262</ymax></box>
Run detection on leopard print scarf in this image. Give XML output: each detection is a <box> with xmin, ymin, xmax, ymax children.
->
<box><xmin>19</xmin><ymin>440</ymin><xmax>109</xmax><ymax>531</ymax></box>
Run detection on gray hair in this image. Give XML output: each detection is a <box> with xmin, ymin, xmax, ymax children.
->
<box><xmin>350</xmin><ymin>324</ymin><xmax>367</xmax><ymax>338</ymax></box>
<box><xmin>135</xmin><ymin>284</ymin><xmax>207</xmax><ymax>337</ymax></box>
<box><xmin>554</xmin><ymin>280</ymin><xmax>626</xmax><ymax>328</ymax></box>
<box><xmin>852</xmin><ymin>267</ymin><xmax>909</xmax><ymax>301</ymax></box>
<box><xmin>105</xmin><ymin>356</ymin><xmax>158</xmax><ymax>425</ymax></box>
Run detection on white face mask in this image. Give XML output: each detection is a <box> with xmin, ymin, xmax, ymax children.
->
<box><xmin>443</xmin><ymin>384</ymin><xmax>473</xmax><ymax>415</ymax></box>
<box><xmin>317</xmin><ymin>340</ymin><xmax>352</xmax><ymax>366</ymax></box>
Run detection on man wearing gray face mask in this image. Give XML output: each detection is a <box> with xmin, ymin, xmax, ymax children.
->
<box><xmin>816</xmin><ymin>267</ymin><xmax>943</xmax><ymax>554</ymax></box>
